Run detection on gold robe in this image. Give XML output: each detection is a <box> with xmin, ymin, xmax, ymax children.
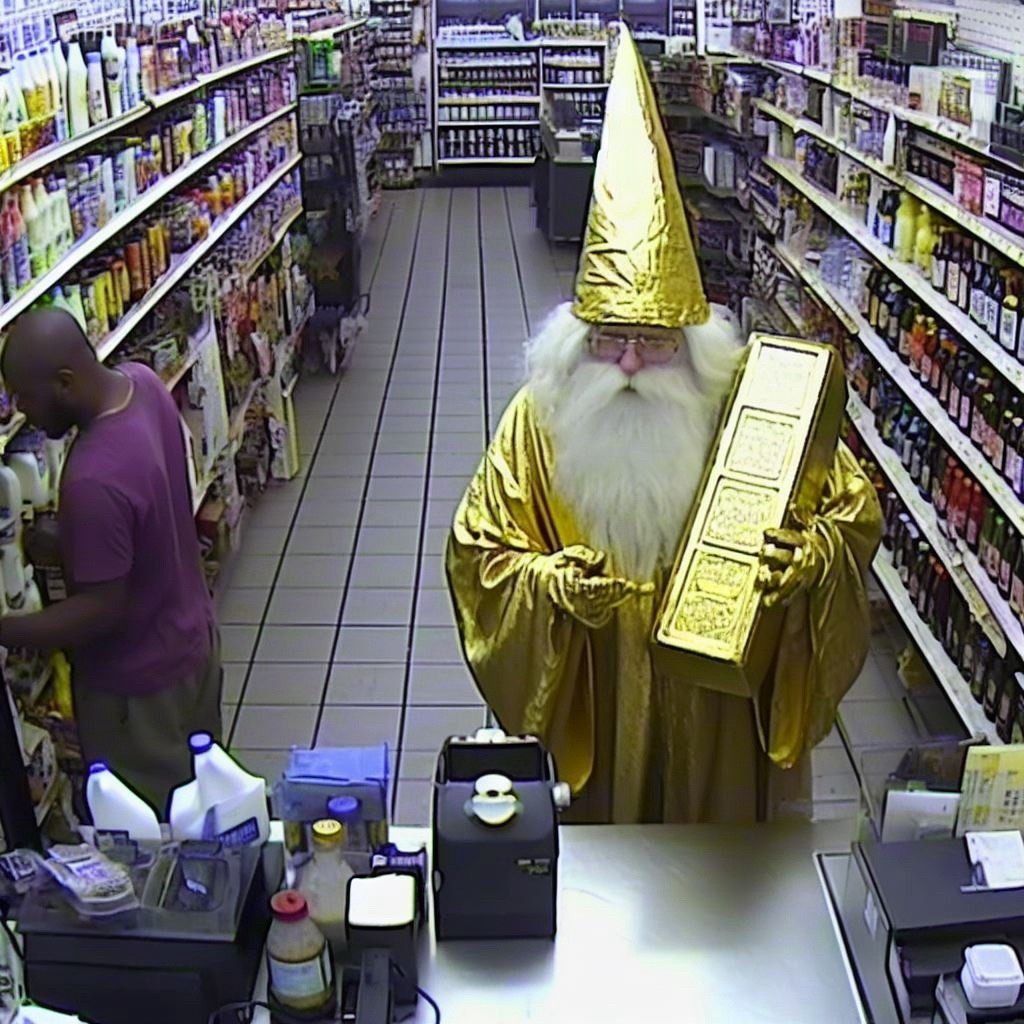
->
<box><xmin>445</xmin><ymin>387</ymin><xmax>882</xmax><ymax>824</ymax></box>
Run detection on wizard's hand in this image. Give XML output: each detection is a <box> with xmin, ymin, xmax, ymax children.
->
<box><xmin>546</xmin><ymin>545</ymin><xmax>655</xmax><ymax>628</ymax></box>
<box><xmin>758</xmin><ymin>526</ymin><xmax>825</xmax><ymax>608</ymax></box>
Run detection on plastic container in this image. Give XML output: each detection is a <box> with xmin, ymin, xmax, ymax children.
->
<box><xmin>298</xmin><ymin>819</ymin><xmax>353</xmax><ymax>952</ymax></box>
<box><xmin>266</xmin><ymin>890</ymin><xmax>336</xmax><ymax>1014</ymax></box>
<box><xmin>85</xmin><ymin>52</ymin><xmax>107</xmax><ymax>126</ymax></box>
<box><xmin>65</xmin><ymin>41</ymin><xmax>89</xmax><ymax>137</ymax></box>
<box><xmin>961</xmin><ymin>944</ymin><xmax>1024</xmax><ymax>1009</ymax></box>
<box><xmin>169</xmin><ymin>732</ymin><xmax>270</xmax><ymax>845</ymax></box>
<box><xmin>85</xmin><ymin>761</ymin><xmax>162</xmax><ymax>841</ymax></box>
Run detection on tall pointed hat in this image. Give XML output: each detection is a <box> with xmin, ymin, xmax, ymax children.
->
<box><xmin>573</xmin><ymin>26</ymin><xmax>709</xmax><ymax>328</ymax></box>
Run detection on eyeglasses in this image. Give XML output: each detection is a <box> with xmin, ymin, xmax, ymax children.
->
<box><xmin>589</xmin><ymin>333</ymin><xmax>681</xmax><ymax>365</ymax></box>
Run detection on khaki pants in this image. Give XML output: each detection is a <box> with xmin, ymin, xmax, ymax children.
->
<box><xmin>73</xmin><ymin>627</ymin><xmax>223</xmax><ymax>818</ymax></box>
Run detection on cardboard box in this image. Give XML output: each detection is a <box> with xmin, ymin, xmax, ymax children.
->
<box><xmin>652</xmin><ymin>334</ymin><xmax>846</xmax><ymax>697</ymax></box>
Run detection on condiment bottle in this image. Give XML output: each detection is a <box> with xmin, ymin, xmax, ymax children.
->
<box><xmin>266</xmin><ymin>890</ymin><xmax>336</xmax><ymax>1015</ymax></box>
<box><xmin>298</xmin><ymin>818</ymin><xmax>353</xmax><ymax>953</ymax></box>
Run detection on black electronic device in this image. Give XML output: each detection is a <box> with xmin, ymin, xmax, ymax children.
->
<box><xmin>19</xmin><ymin>842</ymin><xmax>283</xmax><ymax>1024</ymax></box>
<box><xmin>432</xmin><ymin>728</ymin><xmax>569</xmax><ymax>941</ymax></box>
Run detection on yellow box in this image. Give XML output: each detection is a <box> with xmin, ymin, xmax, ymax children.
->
<box><xmin>651</xmin><ymin>334</ymin><xmax>847</xmax><ymax>697</ymax></box>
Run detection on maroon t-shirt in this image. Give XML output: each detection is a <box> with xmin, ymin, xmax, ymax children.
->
<box><xmin>59</xmin><ymin>362</ymin><xmax>214</xmax><ymax>696</ymax></box>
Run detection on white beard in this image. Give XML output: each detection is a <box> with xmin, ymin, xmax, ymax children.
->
<box><xmin>526</xmin><ymin>303</ymin><xmax>743</xmax><ymax>581</ymax></box>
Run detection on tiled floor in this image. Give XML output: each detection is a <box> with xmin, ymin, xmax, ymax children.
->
<box><xmin>218</xmin><ymin>186</ymin><xmax>952</xmax><ymax>825</ymax></box>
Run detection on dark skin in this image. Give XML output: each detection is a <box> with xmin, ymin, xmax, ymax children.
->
<box><xmin>0</xmin><ymin>309</ymin><xmax>133</xmax><ymax>652</ymax></box>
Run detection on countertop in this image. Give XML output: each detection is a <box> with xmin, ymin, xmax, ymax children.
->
<box><xmin>387</xmin><ymin>820</ymin><xmax>862</xmax><ymax>1024</ymax></box>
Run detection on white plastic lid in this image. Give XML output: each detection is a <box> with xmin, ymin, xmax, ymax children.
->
<box><xmin>189</xmin><ymin>732</ymin><xmax>214</xmax><ymax>754</ymax></box>
<box><xmin>965</xmin><ymin>944</ymin><xmax>1024</xmax><ymax>986</ymax></box>
<box><xmin>347</xmin><ymin>874</ymin><xmax>415</xmax><ymax>929</ymax></box>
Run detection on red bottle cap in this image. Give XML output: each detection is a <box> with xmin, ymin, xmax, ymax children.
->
<box><xmin>271</xmin><ymin>890</ymin><xmax>309</xmax><ymax>923</ymax></box>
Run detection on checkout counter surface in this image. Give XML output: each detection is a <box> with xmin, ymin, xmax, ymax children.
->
<box><xmin>257</xmin><ymin>820</ymin><xmax>863</xmax><ymax>1024</ymax></box>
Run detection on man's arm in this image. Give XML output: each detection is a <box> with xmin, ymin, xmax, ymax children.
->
<box><xmin>0</xmin><ymin>577</ymin><xmax>128</xmax><ymax>650</ymax></box>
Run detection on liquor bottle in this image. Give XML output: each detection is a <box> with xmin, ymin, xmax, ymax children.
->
<box><xmin>987</xmin><ymin>514</ymin><xmax>1007</xmax><ymax>582</ymax></box>
<box><xmin>1012</xmin><ymin>674</ymin><xmax>1024</xmax><ymax>744</ymax></box>
<box><xmin>971</xmin><ymin>634</ymin><xmax>993</xmax><ymax>703</ymax></box>
<box><xmin>983</xmin><ymin>657</ymin><xmax>1005</xmax><ymax>720</ymax></box>
<box><xmin>1006</xmin><ymin>417</ymin><xmax>1024</xmax><ymax>492</ymax></box>
<box><xmin>996</xmin><ymin>663</ymin><xmax>1019</xmax><ymax>742</ymax></box>
<box><xmin>900</xmin><ymin>416</ymin><xmax>920</xmax><ymax>469</ymax></box>
<box><xmin>945</xmin><ymin>236</ymin><xmax>962</xmax><ymax>305</ymax></box>
<box><xmin>947</xmin><ymin>353</ymin><xmax>966</xmax><ymax>423</ymax></box>
<box><xmin>1012</xmin><ymin>541</ymin><xmax>1024</xmax><ymax>619</ymax></box>
<box><xmin>950</xmin><ymin>473</ymin><xmax>971</xmax><ymax>541</ymax></box>
<box><xmin>969</xmin><ymin>491</ymin><xmax>991</xmax><ymax>556</ymax></box>
<box><xmin>899</xmin><ymin>303</ymin><xmax>918</xmax><ymax>365</ymax></box>
<box><xmin>959</xmin><ymin>371</ymin><xmax>978</xmax><ymax>436</ymax></box>
<box><xmin>1000</xmin><ymin>527</ymin><xmax>1018</xmax><ymax>601</ymax></box>
<box><xmin>861</xmin><ymin>266</ymin><xmax>880</xmax><ymax>318</ymax></box>
<box><xmin>958</xmin><ymin>238</ymin><xmax>973</xmax><ymax>313</ymax></box>
<box><xmin>972</xmin><ymin>389</ymin><xmax>994</xmax><ymax>451</ymax></box>
<box><xmin>887</xmin><ymin>287</ymin><xmax>906</xmax><ymax>350</ymax></box>
<box><xmin>988</xmin><ymin>266</ymin><xmax>1006</xmax><ymax>341</ymax></box>
<box><xmin>993</xmin><ymin>408</ymin><xmax>1014</xmax><ymax>476</ymax></box>
<box><xmin>931</xmin><ymin>563</ymin><xmax>951</xmax><ymax>635</ymax></box>
<box><xmin>876</xmin><ymin>282</ymin><xmax>895</xmax><ymax>340</ymax></box>
<box><xmin>1002</xmin><ymin>279</ymin><xmax>1021</xmax><ymax>355</ymax></box>
<box><xmin>961</xmin><ymin>617</ymin><xmax>979</xmax><ymax>684</ymax></box>
<box><xmin>934</xmin><ymin>332</ymin><xmax>955</xmax><ymax>401</ymax></box>
<box><xmin>908</xmin><ymin>540</ymin><xmax>928</xmax><ymax>606</ymax></box>
<box><xmin>882</xmin><ymin>491</ymin><xmax>900</xmax><ymax>549</ymax></box>
<box><xmin>969</xmin><ymin>243</ymin><xmax>987</xmax><ymax>326</ymax></box>
<box><xmin>868</xmin><ymin>271</ymin><xmax>886</xmax><ymax>328</ymax></box>
<box><xmin>931</xmin><ymin>228</ymin><xmax>949</xmax><ymax>291</ymax></box>
<box><xmin>934</xmin><ymin>454</ymin><xmax>955</xmax><ymax>518</ymax></box>
<box><xmin>918</xmin><ymin>318</ymin><xmax>938</xmax><ymax>387</ymax></box>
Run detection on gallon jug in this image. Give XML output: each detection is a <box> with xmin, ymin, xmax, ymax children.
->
<box><xmin>86</xmin><ymin>761</ymin><xmax>162</xmax><ymax>840</ymax></box>
<box><xmin>184</xmin><ymin>732</ymin><xmax>270</xmax><ymax>845</ymax></box>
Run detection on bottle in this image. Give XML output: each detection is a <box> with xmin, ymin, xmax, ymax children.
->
<box><xmin>19</xmin><ymin>184</ymin><xmax>43</xmax><ymax>279</ymax></box>
<box><xmin>125</xmin><ymin>36</ymin><xmax>141</xmax><ymax>109</ymax></box>
<box><xmin>1003</xmin><ymin>289</ymin><xmax>1021</xmax><ymax>355</ymax></box>
<box><xmin>971</xmin><ymin>635</ymin><xmax>992</xmax><ymax>703</ymax></box>
<box><xmin>183</xmin><ymin>731</ymin><xmax>270</xmax><ymax>845</ymax></box>
<box><xmin>31</xmin><ymin>178</ymin><xmax>52</xmax><ymax>270</ymax></box>
<box><xmin>86</xmin><ymin>761</ymin><xmax>162</xmax><ymax>840</ymax></box>
<box><xmin>50</xmin><ymin>40</ymin><xmax>68</xmax><ymax>144</ymax></box>
<box><xmin>996</xmin><ymin>666</ymin><xmax>1020</xmax><ymax>742</ymax></box>
<box><xmin>298</xmin><ymin>819</ymin><xmax>353</xmax><ymax>953</ymax></box>
<box><xmin>946</xmin><ymin>237</ymin><xmax>962</xmax><ymax>305</ymax></box>
<box><xmin>915</xmin><ymin>203</ymin><xmax>934</xmax><ymax>273</ymax></box>
<box><xmin>66</xmin><ymin>40</ymin><xmax>89</xmax><ymax>136</ymax></box>
<box><xmin>266</xmin><ymin>891</ymin><xmax>336</xmax><ymax>1015</ymax></box>
<box><xmin>101</xmin><ymin>32</ymin><xmax>123</xmax><ymax>117</ymax></box>
<box><xmin>931</xmin><ymin>228</ymin><xmax>949</xmax><ymax>291</ymax></box>
<box><xmin>967</xmin><ymin>488</ymin><xmax>988</xmax><ymax>553</ymax></box>
<box><xmin>86</xmin><ymin>52</ymin><xmax>108</xmax><ymax>126</ymax></box>
<box><xmin>895</xmin><ymin>195</ymin><xmax>917</xmax><ymax>262</ymax></box>
<box><xmin>1011</xmin><ymin>542</ymin><xmax>1024</xmax><ymax>619</ymax></box>
<box><xmin>984</xmin><ymin>659</ymin><xmax>1005</xmax><ymax>721</ymax></box>
<box><xmin>988</xmin><ymin>515</ymin><xmax>1007</xmax><ymax>582</ymax></box>
<box><xmin>1000</xmin><ymin>528</ymin><xmax>1018</xmax><ymax>601</ymax></box>
<box><xmin>6</xmin><ymin>194</ymin><xmax>29</xmax><ymax>289</ymax></box>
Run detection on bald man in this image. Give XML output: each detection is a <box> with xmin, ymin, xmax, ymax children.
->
<box><xmin>1</xmin><ymin>309</ymin><xmax>220</xmax><ymax>813</ymax></box>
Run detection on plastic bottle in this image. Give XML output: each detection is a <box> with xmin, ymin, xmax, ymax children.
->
<box><xmin>298</xmin><ymin>819</ymin><xmax>353</xmax><ymax>952</ymax></box>
<box><xmin>86</xmin><ymin>761</ymin><xmax>162</xmax><ymax>840</ymax></box>
<box><xmin>15</xmin><ymin>54</ymin><xmax>42</xmax><ymax>120</ymax></box>
<box><xmin>85</xmin><ymin>52</ymin><xmax>107</xmax><ymax>126</ymax></box>
<box><xmin>0</xmin><ymin>73</ymin><xmax>22</xmax><ymax>169</ymax></box>
<box><xmin>49</xmin><ymin>40</ymin><xmax>68</xmax><ymax>142</ymax></box>
<box><xmin>172</xmin><ymin>732</ymin><xmax>270</xmax><ymax>845</ymax></box>
<box><xmin>65</xmin><ymin>41</ymin><xmax>89</xmax><ymax>137</ymax></box>
<box><xmin>914</xmin><ymin>203</ymin><xmax>934</xmax><ymax>274</ymax></box>
<box><xmin>6</xmin><ymin>194</ymin><xmax>30</xmax><ymax>289</ymax></box>
<box><xmin>266</xmin><ymin>891</ymin><xmax>335</xmax><ymax>1014</ymax></box>
<box><xmin>894</xmin><ymin>194</ymin><xmax>918</xmax><ymax>264</ymax></box>
<box><xmin>19</xmin><ymin>184</ymin><xmax>43</xmax><ymax>279</ymax></box>
<box><xmin>28</xmin><ymin>50</ymin><xmax>51</xmax><ymax>117</ymax></box>
<box><xmin>31</xmin><ymin>178</ymin><xmax>53</xmax><ymax>270</ymax></box>
<box><xmin>124</xmin><ymin>36</ymin><xmax>141</xmax><ymax>109</ymax></box>
<box><xmin>101</xmin><ymin>32</ymin><xmax>123</xmax><ymax>117</ymax></box>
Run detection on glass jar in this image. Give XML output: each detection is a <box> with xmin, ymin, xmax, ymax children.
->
<box><xmin>266</xmin><ymin>890</ymin><xmax>336</xmax><ymax>1014</ymax></box>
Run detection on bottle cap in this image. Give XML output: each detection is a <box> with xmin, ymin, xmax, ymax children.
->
<box><xmin>326</xmin><ymin>795</ymin><xmax>360</xmax><ymax>821</ymax></box>
<box><xmin>88</xmin><ymin>761</ymin><xmax>109</xmax><ymax>774</ymax></box>
<box><xmin>311</xmin><ymin>818</ymin><xmax>345</xmax><ymax>847</ymax></box>
<box><xmin>189</xmin><ymin>732</ymin><xmax>213</xmax><ymax>755</ymax></box>
<box><xmin>270</xmin><ymin>890</ymin><xmax>309</xmax><ymax>922</ymax></box>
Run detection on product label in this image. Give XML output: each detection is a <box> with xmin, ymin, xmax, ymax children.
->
<box><xmin>268</xmin><ymin>945</ymin><xmax>332</xmax><ymax>1000</ymax></box>
<box><xmin>216</xmin><ymin>815</ymin><xmax>260</xmax><ymax>847</ymax></box>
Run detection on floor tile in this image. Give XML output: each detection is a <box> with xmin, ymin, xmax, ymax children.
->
<box><xmin>222</xmin><ymin>663</ymin><xmax>248</xmax><ymax>703</ymax></box>
<box><xmin>429</xmin><ymin>476</ymin><xmax>470</xmax><ymax>500</ymax></box>
<box><xmin>414</xmin><ymin>588</ymin><xmax>456</xmax><ymax>627</ymax></box>
<box><xmin>411</xmin><ymin>625</ymin><xmax>463</xmax><ymax>663</ymax></box>
<box><xmin>349</xmin><ymin>554</ymin><xmax>418</xmax><ymax>589</ymax></box>
<box><xmin>334</xmin><ymin>626</ymin><xmax>409</xmax><ymax>663</ymax></box>
<box><xmin>233</xmin><ymin>705</ymin><xmax>318</xmax><ymax>748</ymax></box>
<box><xmin>342</xmin><ymin>588</ymin><xmax>415</xmax><ymax>625</ymax></box>
<box><xmin>361</xmin><ymin>500</ymin><xmax>424</xmax><ymax>527</ymax></box>
<box><xmin>431</xmin><ymin>432</ymin><xmax>485</xmax><ymax>453</ymax></box>
<box><xmin>230</xmin><ymin>748</ymin><xmax>293</xmax><ymax>781</ymax></box>
<box><xmin>265</xmin><ymin>588</ymin><xmax>344</xmax><ymax>626</ymax></box>
<box><xmin>368</xmin><ymin>476</ymin><xmax>426</xmax><ymax>501</ymax></box>
<box><xmin>305</xmin><ymin>477</ymin><xmax>366</xmax><ymax>503</ymax></box>
<box><xmin>240</xmin><ymin>527</ymin><xmax>290</xmax><ymax>556</ymax></box>
<box><xmin>243</xmin><ymin>663</ymin><xmax>328</xmax><ymax>705</ymax></box>
<box><xmin>295</xmin><ymin>499</ymin><xmax>366</xmax><ymax>528</ymax></box>
<box><xmin>277</xmin><ymin>554</ymin><xmax>351</xmax><ymax>589</ymax></box>
<box><xmin>407</xmin><ymin>664</ymin><xmax>480</xmax><ymax>705</ymax></box>
<box><xmin>317</xmin><ymin>705</ymin><xmax>402</xmax><ymax>749</ymax></box>
<box><xmin>401</xmin><ymin>705</ymin><xmax>487</xmax><ymax>750</ymax></box>
<box><xmin>395</xmin><ymin>750</ymin><xmax>438</xmax><ymax>779</ymax></box>
<box><xmin>218</xmin><ymin>587</ymin><xmax>270</xmax><ymax>625</ymax></box>
<box><xmin>356</xmin><ymin>526</ymin><xmax>421</xmax><ymax>555</ymax></box>
<box><xmin>228</xmin><ymin>555</ymin><xmax>280</xmax><ymax>589</ymax></box>
<box><xmin>286</xmin><ymin>526</ymin><xmax>356</xmax><ymax>556</ymax></box>
<box><xmin>377</xmin><ymin>432</ymin><xmax>431</xmax><ymax>454</ymax></box>
<box><xmin>312</xmin><ymin>454</ymin><xmax>373</xmax><ymax>477</ymax></box>
<box><xmin>326</xmin><ymin>663</ymin><xmax>406</xmax><ymax>704</ymax></box>
<box><xmin>394</xmin><ymin>780</ymin><xmax>432</xmax><ymax>825</ymax></box>
<box><xmin>255</xmin><ymin>625</ymin><xmax>336</xmax><ymax>662</ymax></box>
<box><xmin>221</xmin><ymin>624</ymin><xmax>260</xmax><ymax>663</ymax></box>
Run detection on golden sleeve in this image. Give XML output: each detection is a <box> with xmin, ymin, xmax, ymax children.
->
<box><xmin>766</xmin><ymin>441</ymin><xmax>883</xmax><ymax>767</ymax></box>
<box><xmin>444</xmin><ymin>389</ymin><xmax>594</xmax><ymax>791</ymax></box>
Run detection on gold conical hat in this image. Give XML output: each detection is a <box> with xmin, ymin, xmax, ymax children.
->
<box><xmin>573</xmin><ymin>26</ymin><xmax>709</xmax><ymax>328</ymax></box>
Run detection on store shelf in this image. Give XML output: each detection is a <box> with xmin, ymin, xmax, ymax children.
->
<box><xmin>437</xmin><ymin>119</ymin><xmax>539</xmax><ymax>128</ymax></box>
<box><xmin>775</xmin><ymin>245</ymin><xmax>860</xmax><ymax>334</ymax></box>
<box><xmin>163</xmin><ymin>321</ymin><xmax>217</xmax><ymax>391</ymax></box>
<box><xmin>438</xmin><ymin>96</ymin><xmax>539</xmax><ymax>105</ymax></box>
<box><xmin>764</xmin><ymin>155</ymin><xmax>1024</xmax><ymax>393</ymax></box>
<box><xmin>541</xmin><ymin>82</ymin><xmax>609</xmax><ymax>89</ymax></box>
<box><xmin>239</xmin><ymin>202</ymin><xmax>303</xmax><ymax>279</ymax></box>
<box><xmin>95</xmin><ymin>152</ymin><xmax>302</xmax><ymax>363</ymax></box>
<box><xmin>847</xmin><ymin>391</ymin><xmax>1007</xmax><ymax>656</ymax></box>
<box><xmin>436</xmin><ymin>38</ymin><xmax>536</xmax><ymax>49</ymax></box>
<box><xmin>2</xmin><ymin>103</ymin><xmax>297</xmax><ymax>341</ymax></box>
<box><xmin>229</xmin><ymin>379</ymin><xmax>262</xmax><ymax>442</ymax></box>
<box><xmin>437</xmin><ymin>156</ymin><xmax>536</xmax><ymax>164</ymax></box>
<box><xmin>871</xmin><ymin>554</ymin><xmax>998</xmax><ymax>743</ymax></box>
<box><xmin>193</xmin><ymin>473</ymin><xmax>215</xmax><ymax>515</ymax></box>
<box><xmin>802</xmin><ymin>248</ymin><xmax>1024</xmax><ymax>542</ymax></box>
<box><xmin>0</xmin><ymin>47</ymin><xmax>292</xmax><ymax>197</ymax></box>
<box><xmin>293</xmin><ymin>17</ymin><xmax>368</xmax><ymax>41</ymax></box>
<box><xmin>755</xmin><ymin>99</ymin><xmax>1024</xmax><ymax>273</ymax></box>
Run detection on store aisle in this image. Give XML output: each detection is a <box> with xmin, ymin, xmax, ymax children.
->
<box><xmin>217</xmin><ymin>186</ymin><xmax>913</xmax><ymax>826</ymax></box>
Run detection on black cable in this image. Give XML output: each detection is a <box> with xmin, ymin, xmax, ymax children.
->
<box><xmin>206</xmin><ymin>1000</ymin><xmax>312</xmax><ymax>1024</ymax></box>
<box><xmin>390</xmin><ymin>960</ymin><xmax>441</xmax><ymax>1024</ymax></box>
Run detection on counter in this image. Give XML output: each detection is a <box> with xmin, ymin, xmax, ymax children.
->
<box><xmin>259</xmin><ymin>820</ymin><xmax>864</xmax><ymax>1024</ymax></box>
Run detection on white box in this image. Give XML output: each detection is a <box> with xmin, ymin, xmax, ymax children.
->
<box><xmin>961</xmin><ymin>943</ymin><xmax>1024</xmax><ymax>1009</ymax></box>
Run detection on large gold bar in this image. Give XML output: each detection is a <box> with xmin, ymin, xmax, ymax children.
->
<box><xmin>652</xmin><ymin>334</ymin><xmax>847</xmax><ymax>697</ymax></box>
